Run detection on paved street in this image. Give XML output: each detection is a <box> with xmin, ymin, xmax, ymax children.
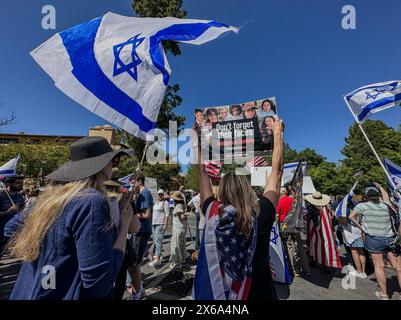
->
<box><xmin>1</xmin><ymin>213</ymin><xmax>400</xmax><ymax>300</ymax></box>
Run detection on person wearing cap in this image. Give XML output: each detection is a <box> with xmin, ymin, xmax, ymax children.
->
<box><xmin>169</xmin><ymin>191</ymin><xmax>189</xmax><ymax>269</ymax></box>
<box><xmin>242</xmin><ymin>102</ymin><xmax>257</xmax><ymax>120</ymax></box>
<box><xmin>305</xmin><ymin>191</ymin><xmax>342</xmax><ymax>272</ymax></box>
<box><xmin>0</xmin><ymin>175</ymin><xmax>25</xmax><ymax>258</ymax></box>
<box><xmin>148</xmin><ymin>189</ymin><xmax>169</xmax><ymax>267</ymax></box>
<box><xmin>349</xmin><ymin>183</ymin><xmax>401</xmax><ymax>300</ymax></box>
<box><xmin>8</xmin><ymin>136</ymin><xmax>133</xmax><ymax>300</ymax></box>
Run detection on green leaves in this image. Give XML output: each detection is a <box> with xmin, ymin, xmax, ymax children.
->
<box><xmin>0</xmin><ymin>143</ymin><xmax>69</xmax><ymax>186</ymax></box>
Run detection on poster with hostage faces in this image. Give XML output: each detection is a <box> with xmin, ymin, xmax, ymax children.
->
<box><xmin>193</xmin><ymin>97</ymin><xmax>278</xmax><ymax>160</ymax></box>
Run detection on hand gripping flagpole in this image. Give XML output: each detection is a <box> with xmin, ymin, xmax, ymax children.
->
<box><xmin>343</xmin><ymin>96</ymin><xmax>401</xmax><ymax>198</ymax></box>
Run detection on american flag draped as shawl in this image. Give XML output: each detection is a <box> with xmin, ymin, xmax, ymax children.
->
<box><xmin>192</xmin><ymin>200</ymin><xmax>257</xmax><ymax>300</ymax></box>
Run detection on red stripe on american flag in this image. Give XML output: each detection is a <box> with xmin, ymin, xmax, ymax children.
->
<box><xmin>242</xmin><ymin>277</ymin><xmax>252</xmax><ymax>300</ymax></box>
<box><xmin>208</xmin><ymin>200</ymin><xmax>221</xmax><ymax>219</ymax></box>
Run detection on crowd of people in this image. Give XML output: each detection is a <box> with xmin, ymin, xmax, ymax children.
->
<box><xmin>276</xmin><ymin>179</ymin><xmax>401</xmax><ymax>300</ymax></box>
<box><xmin>0</xmin><ymin>120</ymin><xmax>400</xmax><ymax>300</ymax></box>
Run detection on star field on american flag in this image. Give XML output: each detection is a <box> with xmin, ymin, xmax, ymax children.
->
<box><xmin>215</xmin><ymin>208</ymin><xmax>257</xmax><ymax>281</ymax></box>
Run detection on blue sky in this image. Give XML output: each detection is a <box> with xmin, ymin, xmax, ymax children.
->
<box><xmin>0</xmin><ymin>0</ymin><xmax>400</xmax><ymax>166</ymax></box>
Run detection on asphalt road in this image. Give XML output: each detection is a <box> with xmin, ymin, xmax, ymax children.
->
<box><xmin>140</xmin><ymin>214</ymin><xmax>401</xmax><ymax>300</ymax></box>
<box><xmin>2</xmin><ymin>213</ymin><xmax>400</xmax><ymax>300</ymax></box>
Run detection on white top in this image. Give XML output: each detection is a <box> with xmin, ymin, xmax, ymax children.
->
<box><xmin>152</xmin><ymin>200</ymin><xmax>169</xmax><ymax>225</ymax></box>
<box><xmin>188</xmin><ymin>194</ymin><xmax>201</xmax><ymax>212</ymax></box>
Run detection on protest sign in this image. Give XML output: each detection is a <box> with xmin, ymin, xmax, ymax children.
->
<box><xmin>194</xmin><ymin>97</ymin><xmax>278</xmax><ymax>160</ymax></box>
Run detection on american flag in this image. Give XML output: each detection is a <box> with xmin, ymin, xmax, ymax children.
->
<box><xmin>244</xmin><ymin>156</ymin><xmax>268</xmax><ymax>172</ymax></box>
<box><xmin>306</xmin><ymin>203</ymin><xmax>341</xmax><ymax>269</ymax></box>
<box><xmin>204</xmin><ymin>161</ymin><xmax>223</xmax><ymax>180</ymax></box>
<box><xmin>192</xmin><ymin>201</ymin><xmax>256</xmax><ymax>300</ymax></box>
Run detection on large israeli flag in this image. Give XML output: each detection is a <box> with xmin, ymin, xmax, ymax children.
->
<box><xmin>31</xmin><ymin>12</ymin><xmax>238</xmax><ymax>139</ymax></box>
<box><xmin>0</xmin><ymin>155</ymin><xmax>20</xmax><ymax>178</ymax></box>
<box><xmin>345</xmin><ymin>80</ymin><xmax>401</xmax><ymax>122</ymax></box>
<box><xmin>384</xmin><ymin>158</ymin><xmax>401</xmax><ymax>203</ymax></box>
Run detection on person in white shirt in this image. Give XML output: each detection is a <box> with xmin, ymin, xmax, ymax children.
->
<box><xmin>188</xmin><ymin>193</ymin><xmax>204</xmax><ymax>249</ymax></box>
<box><xmin>149</xmin><ymin>189</ymin><xmax>169</xmax><ymax>267</ymax></box>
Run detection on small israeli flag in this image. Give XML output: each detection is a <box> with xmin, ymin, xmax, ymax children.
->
<box><xmin>281</xmin><ymin>162</ymin><xmax>306</xmax><ymax>186</ymax></box>
<box><xmin>384</xmin><ymin>158</ymin><xmax>401</xmax><ymax>203</ymax></box>
<box><xmin>118</xmin><ymin>173</ymin><xmax>135</xmax><ymax>189</ymax></box>
<box><xmin>345</xmin><ymin>80</ymin><xmax>401</xmax><ymax>122</ymax></box>
<box><xmin>335</xmin><ymin>181</ymin><xmax>358</xmax><ymax>218</ymax></box>
<box><xmin>31</xmin><ymin>12</ymin><xmax>238</xmax><ymax>139</ymax></box>
<box><xmin>0</xmin><ymin>155</ymin><xmax>20</xmax><ymax>178</ymax></box>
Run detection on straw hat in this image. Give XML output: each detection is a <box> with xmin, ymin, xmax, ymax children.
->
<box><xmin>103</xmin><ymin>168</ymin><xmax>124</xmax><ymax>188</ymax></box>
<box><xmin>305</xmin><ymin>192</ymin><xmax>331</xmax><ymax>207</ymax></box>
<box><xmin>171</xmin><ymin>191</ymin><xmax>185</xmax><ymax>202</ymax></box>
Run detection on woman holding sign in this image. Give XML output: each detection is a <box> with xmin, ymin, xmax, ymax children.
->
<box><xmin>193</xmin><ymin>119</ymin><xmax>284</xmax><ymax>300</ymax></box>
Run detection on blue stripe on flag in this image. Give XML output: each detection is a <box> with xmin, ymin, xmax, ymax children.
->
<box><xmin>345</xmin><ymin>81</ymin><xmax>400</xmax><ymax>100</ymax></box>
<box><xmin>0</xmin><ymin>170</ymin><xmax>14</xmax><ymax>175</ymax></box>
<box><xmin>193</xmin><ymin>230</ymin><xmax>214</xmax><ymax>300</ymax></box>
<box><xmin>149</xmin><ymin>21</ymin><xmax>230</xmax><ymax>86</ymax></box>
<box><xmin>358</xmin><ymin>93</ymin><xmax>401</xmax><ymax>121</ymax></box>
<box><xmin>59</xmin><ymin>17</ymin><xmax>156</xmax><ymax>133</ymax></box>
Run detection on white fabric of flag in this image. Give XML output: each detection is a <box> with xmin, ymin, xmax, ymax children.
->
<box><xmin>345</xmin><ymin>80</ymin><xmax>401</xmax><ymax>122</ymax></box>
<box><xmin>31</xmin><ymin>12</ymin><xmax>238</xmax><ymax>139</ymax></box>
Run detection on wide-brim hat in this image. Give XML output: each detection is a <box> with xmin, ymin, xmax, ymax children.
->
<box><xmin>171</xmin><ymin>191</ymin><xmax>185</xmax><ymax>202</ymax></box>
<box><xmin>46</xmin><ymin>136</ymin><xmax>133</xmax><ymax>183</ymax></box>
<box><xmin>103</xmin><ymin>180</ymin><xmax>124</xmax><ymax>188</ymax></box>
<box><xmin>305</xmin><ymin>192</ymin><xmax>331</xmax><ymax>207</ymax></box>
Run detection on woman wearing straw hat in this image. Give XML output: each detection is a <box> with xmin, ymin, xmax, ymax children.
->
<box><xmin>305</xmin><ymin>192</ymin><xmax>342</xmax><ymax>272</ymax></box>
<box><xmin>8</xmin><ymin>136</ymin><xmax>134</xmax><ymax>300</ymax></box>
<box><xmin>169</xmin><ymin>191</ymin><xmax>189</xmax><ymax>269</ymax></box>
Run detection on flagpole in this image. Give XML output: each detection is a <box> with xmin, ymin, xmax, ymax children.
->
<box><xmin>128</xmin><ymin>141</ymin><xmax>150</xmax><ymax>202</ymax></box>
<box><xmin>0</xmin><ymin>181</ymin><xmax>16</xmax><ymax>206</ymax></box>
<box><xmin>343</xmin><ymin>96</ymin><xmax>401</xmax><ymax>198</ymax></box>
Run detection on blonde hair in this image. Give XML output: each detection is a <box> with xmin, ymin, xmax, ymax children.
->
<box><xmin>8</xmin><ymin>174</ymin><xmax>109</xmax><ymax>262</ymax></box>
<box><xmin>218</xmin><ymin>172</ymin><xmax>260</xmax><ymax>238</ymax></box>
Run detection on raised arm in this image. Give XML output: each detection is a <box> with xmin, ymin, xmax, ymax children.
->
<box><xmin>373</xmin><ymin>182</ymin><xmax>390</xmax><ymax>202</ymax></box>
<box><xmin>263</xmin><ymin>119</ymin><xmax>284</xmax><ymax>208</ymax></box>
<box><xmin>194</xmin><ymin>144</ymin><xmax>213</xmax><ymax>208</ymax></box>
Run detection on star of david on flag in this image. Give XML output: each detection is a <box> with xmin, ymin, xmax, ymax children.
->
<box><xmin>30</xmin><ymin>12</ymin><xmax>238</xmax><ymax>139</ymax></box>
<box><xmin>113</xmin><ymin>34</ymin><xmax>145</xmax><ymax>81</ymax></box>
<box><xmin>345</xmin><ymin>80</ymin><xmax>401</xmax><ymax>122</ymax></box>
<box><xmin>269</xmin><ymin>222</ymin><xmax>292</xmax><ymax>284</ymax></box>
